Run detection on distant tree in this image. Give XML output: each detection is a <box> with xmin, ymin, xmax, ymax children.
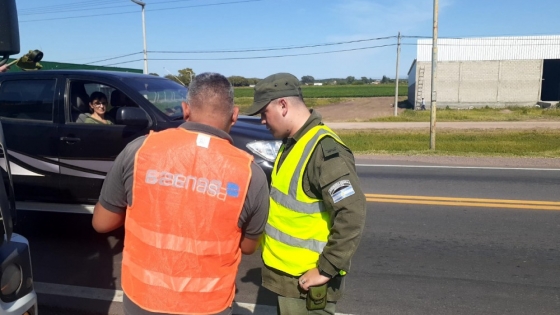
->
<box><xmin>228</xmin><ymin>76</ymin><xmax>249</xmax><ymax>87</ymax></box>
<box><xmin>381</xmin><ymin>75</ymin><xmax>390</xmax><ymax>84</ymax></box>
<box><xmin>164</xmin><ymin>74</ymin><xmax>186</xmax><ymax>86</ymax></box>
<box><xmin>301</xmin><ymin>75</ymin><xmax>315</xmax><ymax>85</ymax></box>
<box><xmin>177</xmin><ymin>68</ymin><xmax>195</xmax><ymax>85</ymax></box>
<box><xmin>163</xmin><ymin>68</ymin><xmax>194</xmax><ymax>86</ymax></box>
<box><xmin>346</xmin><ymin>76</ymin><xmax>355</xmax><ymax>84</ymax></box>
<box><xmin>149</xmin><ymin>72</ymin><xmax>160</xmax><ymax>76</ymax></box>
<box><xmin>247</xmin><ymin>78</ymin><xmax>259</xmax><ymax>85</ymax></box>
<box><xmin>361</xmin><ymin>76</ymin><xmax>368</xmax><ymax>84</ymax></box>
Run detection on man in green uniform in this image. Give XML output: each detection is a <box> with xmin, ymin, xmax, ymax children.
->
<box><xmin>246</xmin><ymin>73</ymin><xmax>367</xmax><ymax>314</ymax></box>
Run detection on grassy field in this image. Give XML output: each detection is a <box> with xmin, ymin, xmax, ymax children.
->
<box><xmin>235</xmin><ymin>96</ymin><xmax>349</xmax><ymax>113</ymax></box>
<box><xmin>233</xmin><ymin>85</ymin><xmax>560</xmax><ymax>158</ymax></box>
<box><xmin>234</xmin><ymin>84</ymin><xmax>407</xmax><ymax>98</ymax></box>
<box><xmin>338</xmin><ymin>129</ymin><xmax>560</xmax><ymax>158</ymax></box>
<box><xmin>371</xmin><ymin>106</ymin><xmax>560</xmax><ymax>122</ymax></box>
<box><xmin>234</xmin><ymin>83</ymin><xmax>406</xmax><ymax>113</ymax></box>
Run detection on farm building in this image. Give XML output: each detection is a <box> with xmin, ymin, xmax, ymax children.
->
<box><xmin>407</xmin><ymin>35</ymin><xmax>560</xmax><ymax>108</ymax></box>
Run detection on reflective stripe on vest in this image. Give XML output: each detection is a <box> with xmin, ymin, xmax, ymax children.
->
<box><xmin>121</xmin><ymin>128</ymin><xmax>252</xmax><ymax>314</ymax></box>
<box><xmin>262</xmin><ymin>125</ymin><xmax>346</xmax><ymax>276</ymax></box>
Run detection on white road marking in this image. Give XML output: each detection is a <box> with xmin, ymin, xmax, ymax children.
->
<box><xmin>34</xmin><ymin>282</ymin><xmax>354</xmax><ymax>315</ymax></box>
<box><xmin>356</xmin><ymin>164</ymin><xmax>560</xmax><ymax>171</ymax></box>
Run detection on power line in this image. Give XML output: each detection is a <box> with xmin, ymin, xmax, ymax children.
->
<box><xmin>19</xmin><ymin>0</ymin><xmax>117</xmax><ymax>14</ymax></box>
<box><xmin>101</xmin><ymin>44</ymin><xmax>397</xmax><ymax>66</ymax></box>
<box><xmin>19</xmin><ymin>0</ymin><xmax>266</xmax><ymax>22</ymax></box>
<box><xmin>101</xmin><ymin>59</ymin><xmax>144</xmax><ymax>67</ymax></box>
<box><xmin>149</xmin><ymin>36</ymin><xmax>397</xmax><ymax>54</ymax></box>
<box><xmin>78</xmin><ymin>36</ymin><xmax>396</xmax><ymax>65</ymax></box>
<box><xmin>18</xmin><ymin>0</ymin><xmax>199</xmax><ymax>16</ymax></box>
<box><xmin>83</xmin><ymin>52</ymin><xmax>143</xmax><ymax>65</ymax></box>
<box><xmin>72</xmin><ymin>33</ymin><xmax>560</xmax><ymax>67</ymax></box>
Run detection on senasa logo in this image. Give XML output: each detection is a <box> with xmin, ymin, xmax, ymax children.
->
<box><xmin>145</xmin><ymin>169</ymin><xmax>240</xmax><ymax>201</ymax></box>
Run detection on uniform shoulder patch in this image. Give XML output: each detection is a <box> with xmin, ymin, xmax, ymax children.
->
<box><xmin>321</xmin><ymin>137</ymin><xmax>338</xmax><ymax>159</ymax></box>
<box><xmin>328</xmin><ymin>179</ymin><xmax>355</xmax><ymax>203</ymax></box>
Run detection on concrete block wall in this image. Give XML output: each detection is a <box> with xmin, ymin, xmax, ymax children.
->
<box><xmin>413</xmin><ymin>60</ymin><xmax>543</xmax><ymax>108</ymax></box>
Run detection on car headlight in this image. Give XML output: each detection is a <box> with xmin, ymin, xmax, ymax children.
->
<box><xmin>246</xmin><ymin>140</ymin><xmax>281</xmax><ymax>163</ymax></box>
<box><xmin>1</xmin><ymin>263</ymin><xmax>22</xmax><ymax>296</ymax></box>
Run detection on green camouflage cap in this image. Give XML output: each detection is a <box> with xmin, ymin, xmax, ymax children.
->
<box><xmin>246</xmin><ymin>73</ymin><xmax>302</xmax><ymax>115</ymax></box>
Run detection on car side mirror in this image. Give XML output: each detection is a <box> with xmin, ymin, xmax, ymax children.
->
<box><xmin>115</xmin><ymin>107</ymin><xmax>149</xmax><ymax>127</ymax></box>
<box><xmin>0</xmin><ymin>0</ymin><xmax>20</xmax><ymax>58</ymax></box>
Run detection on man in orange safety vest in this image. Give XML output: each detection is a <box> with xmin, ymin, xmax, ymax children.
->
<box><xmin>92</xmin><ymin>72</ymin><xmax>270</xmax><ymax>315</ymax></box>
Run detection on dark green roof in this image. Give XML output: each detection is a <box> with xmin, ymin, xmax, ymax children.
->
<box><xmin>6</xmin><ymin>58</ymin><xmax>142</xmax><ymax>73</ymax></box>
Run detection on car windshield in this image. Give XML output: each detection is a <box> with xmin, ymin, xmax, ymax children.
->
<box><xmin>123</xmin><ymin>77</ymin><xmax>187</xmax><ymax>120</ymax></box>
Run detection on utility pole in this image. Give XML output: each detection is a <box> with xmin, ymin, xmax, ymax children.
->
<box><xmin>131</xmin><ymin>0</ymin><xmax>148</xmax><ymax>74</ymax></box>
<box><xmin>394</xmin><ymin>31</ymin><xmax>401</xmax><ymax>116</ymax></box>
<box><xmin>430</xmin><ymin>0</ymin><xmax>439</xmax><ymax>150</ymax></box>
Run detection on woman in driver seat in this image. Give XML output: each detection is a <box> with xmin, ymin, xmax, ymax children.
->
<box><xmin>84</xmin><ymin>91</ymin><xmax>114</xmax><ymax>125</ymax></box>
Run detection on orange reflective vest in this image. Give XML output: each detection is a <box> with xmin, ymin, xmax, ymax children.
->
<box><xmin>121</xmin><ymin>128</ymin><xmax>253</xmax><ymax>314</ymax></box>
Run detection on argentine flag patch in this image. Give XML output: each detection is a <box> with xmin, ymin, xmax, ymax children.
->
<box><xmin>328</xmin><ymin>180</ymin><xmax>355</xmax><ymax>203</ymax></box>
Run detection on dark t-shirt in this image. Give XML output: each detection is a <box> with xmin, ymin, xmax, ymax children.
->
<box><xmin>99</xmin><ymin>122</ymin><xmax>269</xmax><ymax>315</ymax></box>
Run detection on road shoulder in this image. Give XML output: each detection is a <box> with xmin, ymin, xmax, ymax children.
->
<box><xmin>355</xmin><ymin>154</ymin><xmax>560</xmax><ymax>168</ymax></box>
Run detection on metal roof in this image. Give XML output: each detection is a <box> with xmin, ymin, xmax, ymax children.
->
<box><xmin>417</xmin><ymin>35</ymin><xmax>560</xmax><ymax>61</ymax></box>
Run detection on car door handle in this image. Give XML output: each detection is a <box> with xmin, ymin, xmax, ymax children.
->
<box><xmin>60</xmin><ymin>136</ymin><xmax>81</xmax><ymax>143</ymax></box>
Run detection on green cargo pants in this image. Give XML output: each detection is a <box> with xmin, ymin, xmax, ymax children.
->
<box><xmin>277</xmin><ymin>296</ymin><xmax>336</xmax><ymax>315</ymax></box>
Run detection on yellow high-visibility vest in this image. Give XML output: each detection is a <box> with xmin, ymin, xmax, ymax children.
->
<box><xmin>262</xmin><ymin>125</ymin><xmax>346</xmax><ymax>276</ymax></box>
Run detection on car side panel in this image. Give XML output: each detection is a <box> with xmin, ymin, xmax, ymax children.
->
<box><xmin>0</xmin><ymin>74</ymin><xmax>63</xmax><ymax>203</ymax></box>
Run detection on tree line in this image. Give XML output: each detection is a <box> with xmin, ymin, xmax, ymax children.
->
<box><xmin>157</xmin><ymin>68</ymin><xmax>406</xmax><ymax>87</ymax></box>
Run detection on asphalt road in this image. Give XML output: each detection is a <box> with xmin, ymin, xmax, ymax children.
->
<box><xmin>15</xmin><ymin>161</ymin><xmax>560</xmax><ymax>314</ymax></box>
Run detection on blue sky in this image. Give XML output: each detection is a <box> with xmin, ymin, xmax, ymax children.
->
<box><xmin>15</xmin><ymin>0</ymin><xmax>560</xmax><ymax>80</ymax></box>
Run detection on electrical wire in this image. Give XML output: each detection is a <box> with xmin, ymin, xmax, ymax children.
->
<box><xmin>100</xmin><ymin>44</ymin><xmax>397</xmax><ymax>66</ymax></box>
<box><xmin>19</xmin><ymin>0</ymin><xmax>266</xmax><ymax>22</ymax></box>
<box><xmin>149</xmin><ymin>36</ymin><xmax>396</xmax><ymax>54</ymax></box>
<box><xmin>83</xmin><ymin>52</ymin><xmax>143</xmax><ymax>65</ymax></box>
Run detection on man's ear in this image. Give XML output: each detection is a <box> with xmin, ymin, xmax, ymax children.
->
<box><xmin>224</xmin><ymin>106</ymin><xmax>239</xmax><ymax>133</ymax></box>
<box><xmin>278</xmin><ymin>98</ymin><xmax>288</xmax><ymax>117</ymax></box>
<box><xmin>231</xmin><ymin>106</ymin><xmax>239</xmax><ymax>126</ymax></box>
<box><xmin>181</xmin><ymin>101</ymin><xmax>191</xmax><ymax>121</ymax></box>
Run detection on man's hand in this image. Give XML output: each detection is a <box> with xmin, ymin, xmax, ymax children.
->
<box><xmin>298</xmin><ymin>268</ymin><xmax>330</xmax><ymax>291</ymax></box>
<box><xmin>0</xmin><ymin>65</ymin><xmax>9</xmax><ymax>73</ymax></box>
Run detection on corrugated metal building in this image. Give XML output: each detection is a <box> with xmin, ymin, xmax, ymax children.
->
<box><xmin>407</xmin><ymin>35</ymin><xmax>560</xmax><ymax>108</ymax></box>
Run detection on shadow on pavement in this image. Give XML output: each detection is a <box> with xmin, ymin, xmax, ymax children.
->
<box><xmin>15</xmin><ymin>210</ymin><xmax>123</xmax><ymax>314</ymax></box>
<box><xmin>236</xmin><ymin>267</ymin><xmax>277</xmax><ymax>314</ymax></box>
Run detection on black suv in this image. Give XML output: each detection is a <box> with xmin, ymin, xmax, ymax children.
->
<box><xmin>0</xmin><ymin>70</ymin><xmax>278</xmax><ymax>214</ymax></box>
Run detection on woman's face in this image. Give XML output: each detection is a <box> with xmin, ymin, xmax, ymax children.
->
<box><xmin>90</xmin><ymin>98</ymin><xmax>108</xmax><ymax>115</ymax></box>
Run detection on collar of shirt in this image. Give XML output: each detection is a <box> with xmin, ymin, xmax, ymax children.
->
<box><xmin>283</xmin><ymin>109</ymin><xmax>323</xmax><ymax>149</ymax></box>
<box><xmin>179</xmin><ymin>121</ymin><xmax>234</xmax><ymax>144</ymax></box>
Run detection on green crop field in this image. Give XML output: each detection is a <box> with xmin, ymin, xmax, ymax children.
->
<box><xmin>234</xmin><ymin>84</ymin><xmax>408</xmax><ymax>98</ymax></box>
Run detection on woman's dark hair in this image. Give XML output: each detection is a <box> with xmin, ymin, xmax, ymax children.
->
<box><xmin>89</xmin><ymin>91</ymin><xmax>107</xmax><ymax>104</ymax></box>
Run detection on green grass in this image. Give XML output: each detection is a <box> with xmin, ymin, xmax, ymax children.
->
<box><xmin>338</xmin><ymin>129</ymin><xmax>560</xmax><ymax>157</ymax></box>
<box><xmin>235</xmin><ymin>97</ymin><xmax>350</xmax><ymax>114</ymax></box>
<box><xmin>234</xmin><ymin>84</ymin><xmax>407</xmax><ymax>98</ymax></box>
<box><xmin>371</xmin><ymin>107</ymin><xmax>560</xmax><ymax>122</ymax></box>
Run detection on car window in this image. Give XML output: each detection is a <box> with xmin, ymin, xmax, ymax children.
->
<box><xmin>0</xmin><ymin>79</ymin><xmax>55</xmax><ymax>121</ymax></box>
<box><xmin>123</xmin><ymin>77</ymin><xmax>187</xmax><ymax>119</ymax></box>
<box><xmin>67</xmin><ymin>80</ymin><xmax>141</xmax><ymax>125</ymax></box>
